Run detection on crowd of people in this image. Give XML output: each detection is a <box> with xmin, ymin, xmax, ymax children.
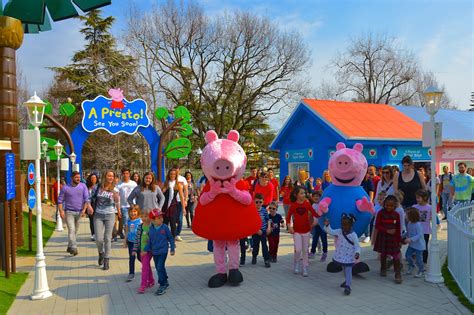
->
<box><xmin>55</xmin><ymin>158</ymin><xmax>473</xmax><ymax>296</ymax></box>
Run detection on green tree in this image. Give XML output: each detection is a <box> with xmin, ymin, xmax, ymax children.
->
<box><xmin>45</xmin><ymin>10</ymin><xmax>149</xmax><ymax>173</ymax></box>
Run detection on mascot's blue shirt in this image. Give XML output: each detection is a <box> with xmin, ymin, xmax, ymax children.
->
<box><xmin>321</xmin><ymin>185</ymin><xmax>372</xmax><ymax>237</ymax></box>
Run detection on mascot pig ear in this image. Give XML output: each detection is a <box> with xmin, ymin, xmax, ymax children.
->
<box><xmin>336</xmin><ymin>142</ymin><xmax>346</xmax><ymax>151</ymax></box>
<box><xmin>353</xmin><ymin>143</ymin><xmax>363</xmax><ymax>152</ymax></box>
<box><xmin>227</xmin><ymin>130</ymin><xmax>240</xmax><ymax>142</ymax></box>
<box><xmin>205</xmin><ymin>130</ymin><xmax>218</xmax><ymax>144</ymax></box>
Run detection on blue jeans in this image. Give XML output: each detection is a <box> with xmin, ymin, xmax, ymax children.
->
<box><xmin>153</xmin><ymin>253</ymin><xmax>169</xmax><ymax>287</ymax></box>
<box><xmin>252</xmin><ymin>233</ymin><xmax>269</xmax><ymax>261</ymax></box>
<box><xmin>441</xmin><ymin>192</ymin><xmax>450</xmax><ymax>217</ymax></box>
<box><xmin>207</xmin><ymin>240</ymin><xmax>213</xmax><ymax>252</ymax></box>
<box><xmin>127</xmin><ymin>240</ymin><xmax>136</xmax><ymax>275</ymax></box>
<box><xmin>405</xmin><ymin>247</ymin><xmax>424</xmax><ymax>272</ymax></box>
<box><xmin>311</xmin><ymin>225</ymin><xmax>328</xmax><ymax>253</ymax></box>
<box><xmin>176</xmin><ymin>202</ymin><xmax>183</xmax><ymax>236</ymax></box>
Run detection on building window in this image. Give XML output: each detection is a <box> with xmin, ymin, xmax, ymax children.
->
<box><xmin>288</xmin><ymin>162</ymin><xmax>309</xmax><ymax>182</ymax></box>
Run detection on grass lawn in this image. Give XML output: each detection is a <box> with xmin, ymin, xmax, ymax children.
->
<box><xmin>442</xmin><ymin>259</ymin><xmax>474</xmax><ymax>313</ymax></box>
<box><xmin>17</xmin><ymin>211</ymin><xmax>56</xmax><ymax>257</ymax></box>
<box><xmin>0</xmin><ymin>211</ymin><xmax>56</xmax><ymax>314</ymax></box>
<box><xmin>0</xmin><ymin>271</ymin><xmax>28</xmax><ymax>315</ymax></box>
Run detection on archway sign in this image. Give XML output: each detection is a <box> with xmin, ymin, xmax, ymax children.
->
<box><xmin>67</xmin><ymin>88</ymin><xmax>161</xmax><ymax>180</ymax></box>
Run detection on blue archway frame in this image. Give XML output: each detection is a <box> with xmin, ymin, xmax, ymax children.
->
<box><xmin>66</xmin><ymin>124</ymin><xmax>161</xmax><ymax>180</ymax></box>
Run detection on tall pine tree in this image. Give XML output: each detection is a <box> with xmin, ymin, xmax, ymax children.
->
<box><xmin>46</xmin><ymin>10</ymin><xmax>148</xmax><ymax>173</ymax></box>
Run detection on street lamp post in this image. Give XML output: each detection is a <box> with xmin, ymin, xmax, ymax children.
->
<box><xmin>54</xmin><ymin>141</ymin><xmax>64</xmax><ymax>232</ymax></box>
<box><xmin>70</xmin><ymin>152</ymin><xmax>76</xmax><ymax>172</ymax></box>
<box><xmin>423</xmin><ymin>86</ymin><xmax>444</xmax><ymax>284</ymax></box>
<box><xmin>41</xmin><ymin>140</ymin><xmax>49</xmax><ymax>200</ymax></box>
<box><xmin>24</xmin><ymin>92</ymin><xmax>52</xmax><ymax>300</ymax></box>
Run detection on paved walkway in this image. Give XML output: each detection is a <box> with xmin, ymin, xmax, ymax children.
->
<box><xmin>9</xmin><ymin>212</ymin><xmax>469</xmax><ymax>315</ymax></box>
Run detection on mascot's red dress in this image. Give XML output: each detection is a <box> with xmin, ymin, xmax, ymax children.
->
<box><xmin>192</xmin><ymin>130</ymin><xmax>261</xmax><ymax>288</ymax></box>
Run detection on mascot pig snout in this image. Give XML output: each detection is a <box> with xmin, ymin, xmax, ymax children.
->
<box><xmin>200</xmin><ymin>130</ymin><xmax>247</xmax><ymax>181</ymax></box>
<box><xmin>329</xmin><ymin>142</ymin><xmax>367</xmax><ymax>186</ymax></box>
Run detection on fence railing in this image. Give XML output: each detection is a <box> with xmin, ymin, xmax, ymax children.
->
<box><xmin>447</xmin><ymin>200</ymin><xmax>474</xmax><ymax>303</ymax></box>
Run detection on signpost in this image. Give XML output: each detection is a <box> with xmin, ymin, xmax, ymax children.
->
<box><xmin>28</xmin><ymin>188</ymin><xmax>36</xmax><ymax>209</ymax></box>
<box><xmin>5</xmin><ymin>153</ymin><xmax>15</xmax><ymax>200</ymax></box>
<box><xmin>27</xmin><ymin>163</ymin><xmax>35</xmax><ymax>185</ymax></box>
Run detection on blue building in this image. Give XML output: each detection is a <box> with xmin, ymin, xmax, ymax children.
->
<box><xmin>270</xmin><ymin>99</ymin><xmax>429</xmax><ymax>182</ymax></box>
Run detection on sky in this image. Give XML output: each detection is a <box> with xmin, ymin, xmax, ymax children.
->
<box><xmin>18</xmin><ymin>0</ymin><xmax>473</xmax><ymax>120</ymax></box>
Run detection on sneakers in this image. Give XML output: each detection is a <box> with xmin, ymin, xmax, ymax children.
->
<box><xmin>66</xmin><ymin>246</ymin><xmax>72</xmax><ymax>254</ymax></box>
<box><xmin>308</xmin><ymin>252</ymin><xmax>315</xmax><ymax>259</ymax></box>
<box><xmin>264</xmin><ymin>261</ymin><xmax>271</xmax><ymax>268</ymax></box>
<box><xmin>340</xmin><ymin>281</ymin><xmax>347</xmax><ymax>288</ymax></box>
<box><xmin>363</xmin><ymin>236</ymin><xmax>371</xmax><ymax>243</ymax></box>
<box><xmin>251</xmin><ymin>256</ymin><xmax>257</xmax><ymax>265</ymax></box>
<box><xmin>155</xmin><ymin>283</ymin><xmax>169</xmax><ymax>295</ymax></box>
<box><xmin>102</xmin><ymin>258</ymin><xmax>110</xmax><ymax>270</ymax></box>
<box><xmin>126</xmin><ymin>274</ymin><xmax>135</xmax><ymax>282</ymax></box>
<box><xmin>294</xmin><ymin>262</ymin><xmax>300</xmax><ymax>274</ymax></box>
<box><xmin>302</xmin><ymin>267</ymin><xmax>308</xmax><ymax>277</ymax></box>
<box><xmin>90</xmin><ymin>234</ymin><xmax>95</xmax><ymax>241</ymax></box>
<box><xmin>70</xmin><ymin>248</ymin><xmax>78</xmax><ymax>256</ymax></box>
<box><xmin>175</xmin><ymin>236</ymin><xmax>183</xmax><ymax>242</ymax></box>
<box><xmin>415</xmin><ymin>271</ymin><xmax>425</xmax><ymax>278</ymax></box>
<box><xmin>320</xmin><ymin>253</ymin><xmax>327</xmax><ymax>262</ymax></box>
<box><xmin>98</xmin><ymin>253</ymin><xmax>105</xmax><ymax>266</ymax></box>
<box><xmin>406</xmin><ymin>266</ymin><xmax>414</xmax><ymax>275</ymax></box>
<box><xmin>344</xmin><ymin>286</ymin><xmax>351</xmax><ymax>295</ymax></box>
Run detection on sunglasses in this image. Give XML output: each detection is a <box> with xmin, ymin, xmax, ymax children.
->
<box><xmin>255</xmin><ymin>200</ymin><xmax>263</xmax><ymax>204</ymax></box>
<box><xmin>268</xmin><ymin>207</ymin><xmax>276</xmax><ymax>210</ymax></box>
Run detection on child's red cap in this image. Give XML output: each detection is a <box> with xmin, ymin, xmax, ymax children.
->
<box><xmin>149</xmin><ymin>209</ymin><xmax>163</xmax><ymax>219</ymax></box>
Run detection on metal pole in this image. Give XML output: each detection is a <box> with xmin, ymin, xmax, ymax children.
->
<box><xmin>3</xmin><ymin>200</ymin><xmax>10</xmax><ymax>278</ymax></box>
<box><xmin>10</xmin><ymin>199</ymin><xmax>16</xmax><ymax>273</ymax></box>
<box><xmin>43</xmin><ymin>155</ymin><xmax>48</xmax><ymax>200</ymax></box>
<box><xmin>31</xmin><ymin>126</ymin><xmax>52</xmax><ymax>300</ymax></box>
<box><xmin>55</xmin><ymin>158</ymin><xmax>63</xmax><ymax>232</ymax></box>
<box><xmin>425</xmin><ymin>113</ymin><xmax>444</xmax><ymax>283</ymax></box>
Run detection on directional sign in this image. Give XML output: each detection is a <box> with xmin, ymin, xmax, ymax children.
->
<box><xmin>27</xmin><ymin>163</ymin><xmax>35</xmax><ymax>185</ymax></box>
<box><xmin>28</xmin><ymin>188</ymin><xmax>36</xmax><ymax>209</ymax></box>
<box><xmin>5</xmin><ymin>153</ymin><xmax>16</xmax><ymax>200</ymax></box>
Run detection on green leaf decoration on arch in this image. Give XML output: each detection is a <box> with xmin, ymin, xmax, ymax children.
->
<box><xmin>44</xmin><ymin>100</ymin><xmax>53</xmax><ymax>115</ymax></box>
<box><xmin>165</xmin><ymin>138</ymin><xmax>192</xmax><ymax>159</ymax></box>
<box><xmin>180</xmin><ymin>123</ymin><xmax>193</xmax><ymax>137</ymax></box>
<box><xmin>59</xmin><ymin>102</ymin><xmax>76</xmax><ymax>117</ymax></box>
<box><xmin>174</xmin><ymin>105</ymin><xmax>191</xmax><ymax>123</ymax></box>
<box><xmin>155</xmin><ymin>107</ymin><xmax>169</xmax><ymax>120</ymax></box>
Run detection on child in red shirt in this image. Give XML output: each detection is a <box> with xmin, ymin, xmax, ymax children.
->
<box><xmin>280</xmin><ymin>176</ymin><xmax>293</xmax><ymax>218</ymax></box>
<box><xmin>286</xmin><ymin>186</ymin><xmax>317</xmax><ymax>277</ymax></box>
<box><xmin>252</xmin><ymin>172</ymin><xmax>274</xmax><ymax>206</ymax></box>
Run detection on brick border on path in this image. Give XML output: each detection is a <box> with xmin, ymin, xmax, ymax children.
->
<box><xmin>8</xmin><ymin>217</ymin><xmax>470</xmax><ymax>315</ymax></box>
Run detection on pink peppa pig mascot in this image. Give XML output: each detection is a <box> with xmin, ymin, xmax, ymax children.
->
<box><xmin>317</xmin><ymin>142</ymin><xmax>374</xmax><ymax>274</ymax></box>
<box><xmin>192</xmin><ymin>130</ymin><xmax>261</xmax><ymax>288</ymax></box>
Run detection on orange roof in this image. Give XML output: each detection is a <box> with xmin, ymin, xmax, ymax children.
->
<box><xmin>302</xmin><ymin>99</ymin><xmax>422</xmax><ymax>140</ymax></box>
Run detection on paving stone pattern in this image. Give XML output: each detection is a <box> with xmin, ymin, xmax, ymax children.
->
<box><xmin>8</xmin><ymin>214</ymin><xmax>469</xmax><ymax>315</ymax></box>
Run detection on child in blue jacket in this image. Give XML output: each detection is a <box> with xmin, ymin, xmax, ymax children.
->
<box><xmin>144</xmin><ymin>209</ymin><xmax>176</xmax><ymax>295</ymax></box>
<box><xmin>403</xmin><ymin>207</ymin><xmax>426</xmax><ymax>278</ymax></box>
